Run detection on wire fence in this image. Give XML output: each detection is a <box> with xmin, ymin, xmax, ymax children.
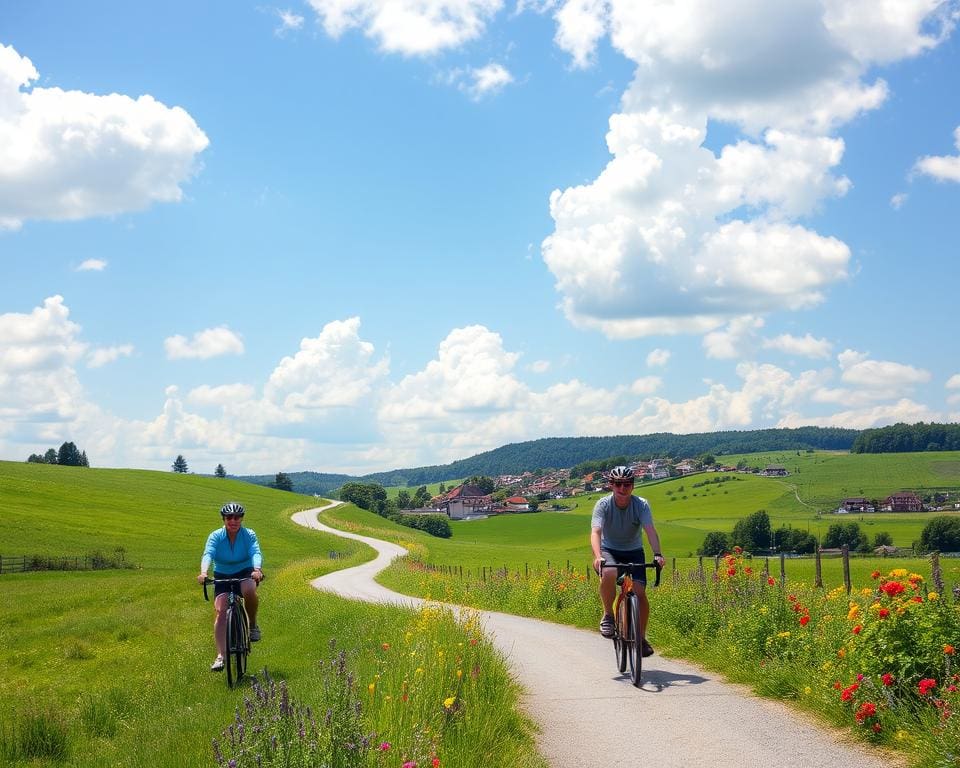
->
<box><xmin>0</xmin><ymin>549</ymin><xmax>137</xmax><ymax>574</ymax></box>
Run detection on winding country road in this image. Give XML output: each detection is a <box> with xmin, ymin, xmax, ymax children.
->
<box><xmin>292</xmin><ymin>506</ymin><xmax>899</xmax><ymax>768</ymax></box>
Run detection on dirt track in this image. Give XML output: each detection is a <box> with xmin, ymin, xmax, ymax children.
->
<box><xmin>292</xmin><ymin>506</ymin><xmax>900</xmax><ymax>768</ymax></box>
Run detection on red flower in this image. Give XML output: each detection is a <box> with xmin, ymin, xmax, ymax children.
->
<box><xmin>919</xmin><ymin>678</ymin><xmax>937</xmax><ymax>696</ymax></box>
<box><xmin>799</xmin><ymin>614</ymin><xmax>810</xmax><ymax>626</ymax></box>
<box><xmin>852</xmin><ymin>624</ymin><xmax>862</xmax><ymax>635</ymax></box>
<box><xmin>871</xmin><ymin>570</ymin><xmax>881</xmax><ymax>580</ymax></box>
<box><xmin>881</xmin><ymin>673</ymin><xmax>895</xmax><ymax>687</ymax></box>
<box><xmin>733</xmin><ymin>545</ymin><xmax>743</xmax><ymax>554</ymax></box>
<box><xmin>945</xmin><ymin>644</ymin><xmax>956</xmax><ymax>655</ymax></box>
<box><xmin>872</xmin><ymin>723</ymin><xmax>882</xmax><ymax>733</ymax></box>
<box><xmin>833</xmin><ymin>681</ymin><xmax>843</xmax><ymax>690</ymax></box>
<box><xmin>855</xmin><ymin>701</ymin><xmax>877</xmax><ymax>723</ymax></box>
<box><xmin>878</xmin><ymin>608</ymin><xmax>890</xmax><ymax>619</ymax></box>
<box><xmin>744</xmin><ymin>566</ymin><xmax>753</xmax><ymax>575</ymax></box>
<box><xmin>841</xmin><ymin>683</ymin><xmax>859</xmax><ymax>702</ymax></box>
<box><xmin>727</xmin><ymin>567</ymin><xmax>737</xmax><ymax>576</ymax></box>
<box><xmin>767</xmin><ymin>577</ymin><xmax>775</xmax><ymax>586</ymax></box>
<box><xmin>880</xmin><ymin>581</ymin><xmax>906</xmax><ymax>597</ymax></box>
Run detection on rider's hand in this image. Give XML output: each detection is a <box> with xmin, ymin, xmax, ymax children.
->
<box><xmin>197</xmin><ymin>573</ymin><xmax>207</xmax><ymax>585</ymax></box>
<box><xmin>653</xmin><ymin>553</ymin><xmax>666</xmax><ymax>568</ymax></box>
<box><xmin>252</xmin><ymin>568</ymin><xmax>263</xmax><ymax>583</ymax></box>
<box><xmin>593</xmin><ymin>556</ymin><xmax>604</xmax><ymax>575</ymax></box>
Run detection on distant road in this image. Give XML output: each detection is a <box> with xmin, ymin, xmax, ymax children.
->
<box><xmin>292</xmin><ymin>505</ymin><xmax>900</xmax><ymax>768</ymax></box>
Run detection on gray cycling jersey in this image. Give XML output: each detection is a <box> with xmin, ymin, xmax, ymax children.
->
<box><xmin>590</xmin><ymin>494</ymin><xmax>653</xmax><ymax>550</ymax></box>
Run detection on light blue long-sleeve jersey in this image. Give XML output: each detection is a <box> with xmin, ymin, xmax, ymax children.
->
<box><xmin>200</xmin><ymin>527</ymin><xmax>263</xmax><ymax>574</ymax></box>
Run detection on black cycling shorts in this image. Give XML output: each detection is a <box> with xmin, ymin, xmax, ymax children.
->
<box><xmin>600</xmin><ymin>547</ymin><xmax>648</xmax><ymax>584</ymax></box>
<box><xmin>213</xmin><ymin>568</ymin><xmax>254</xmax><ymax>596</ymax></box>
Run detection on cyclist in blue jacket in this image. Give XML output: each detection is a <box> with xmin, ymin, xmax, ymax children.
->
<box><xmin>197</xmin><ymin>501</ymin><xmax>264</xmax><ymax>672</ymax></box>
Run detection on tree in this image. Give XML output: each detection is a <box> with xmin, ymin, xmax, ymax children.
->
<box><xmin>823</xmin><ymin>522</ymin><xmax>868</xmax><ymax>551</ymax></box>
<box><xmin>396</xmin><ymin>489</ymin><xmax>411</xmax><ymax>509</ymax></box>
<box><xmin>699</xmin><ymin>531</ymin><xmax>730</xmax><ymax>556</ymax></box>
<box><xmin>172</xmin><ymin>454</ymin><xmax>189</xmax><ymax>473</ymax></box>
<box><xmin>273</xmin><ymin>472</ymin><xmax>293</xmax><ymax>492</ymax></box>
<box><xmin>412</xmin><ymin>486</ymin><xmax>432</xmax><ymax>508</ymax></box>
<box><xmin>79</xmin><ymin>450</ymin><xmax>89</xmax><ymax>467</ymax></box>
<box><xmin>731</xmin><ymin>510</ymin><xmax>771</xmax><ymax>552</ymax></box>
<box><xmin>57</xmin><ymin>441</ymin><xmax>83</xmax><ymax>467</ymax></box>
<box><xmin>467</xmin><ymin>475</ymin><xmax>496</xmax><ymax>494</ymax></box>
<box><xmin>26</xmin><ymin>453</ymin><xmax>45</xmax><ymax>463</ymax></box>
<box><xmin>215</xmin><ymin>464</ymin><xmax>227</xmax><ymax>479</ymax></box>
<box><xmin>44</xmin><ymin>448</ymin><xmax>58</xmax><ymax>464</ymax></box>
<box><xmin>873</xmin><ymin>531</ymin><xmax>894</xmax><ymax>548</ymax></box>
<box><xmin>919</xmin><ymin>517</ymin><xmax>960</xmax><ymax>553</ymax></box>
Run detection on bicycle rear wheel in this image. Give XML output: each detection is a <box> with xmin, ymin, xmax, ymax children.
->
<box><xmin>627</xmin><ymin>593</ymin><xmax>642</xmax><ymax>687</ymax></box>
<box><xmin>614</xmin><ymin>599</ymin><xmax>628</xmax><ymax>673</ymax></box>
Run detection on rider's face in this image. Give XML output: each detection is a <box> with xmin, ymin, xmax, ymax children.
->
<box><xmin>223</xmin><ymin>514</ymin><xmax>243</xmax><ymax>531</ymax></box>
<box><xmin>610</xmin><ymin>480</ymin><xmax>634</xmax><ymax>501</ymax></box>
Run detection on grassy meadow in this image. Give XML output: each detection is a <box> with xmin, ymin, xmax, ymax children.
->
<box><xmin>0</xmin><ymin>461</ymin><xmax>544</xmax><ymax>768</ymax></box>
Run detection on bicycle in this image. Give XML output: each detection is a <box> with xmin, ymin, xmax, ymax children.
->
<box><xmin>202</xmin><ymin>577</ymin><xmax>259</xmax><ymax>688</ymax></box>
<box><xmin>600</xmin><ymin>560</ymin><xmax>661</xmax><ymax>687</ymax></box>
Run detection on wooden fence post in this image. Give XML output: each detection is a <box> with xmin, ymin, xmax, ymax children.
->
<box><xmin>779</xmin><ymin>553</ymin><xmax>786</xmax><ymax>586</ymax></box>
<box><xmin>842</xmin><ymin>546</ymin><xmax>851</xmax><ymax>595</ymax></box>
<box><xmin>815</xmin><ymin>548</ymin><xmax>823</xmax><ymax>588</ymax></box>
<box><xmin>932</xmin><ymin>551</ymin><xmax>944</xmax><ymax>594</ymax></box>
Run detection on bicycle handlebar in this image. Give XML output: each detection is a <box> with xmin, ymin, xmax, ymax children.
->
<box><xmin>599</xmin><ymin>559</ymin><xmax>662</xmax><ymax>588</ymax></box>
<box><xmin>201</xmin><ymin>575</ymin><xmax>265</xmax><ymax>602</ymax></box>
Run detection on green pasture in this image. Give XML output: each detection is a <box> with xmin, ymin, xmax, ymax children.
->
<box><xmin>0</xmin><ymin>462</ymin><xmax>543</xmax><ymax>768</ymax></box>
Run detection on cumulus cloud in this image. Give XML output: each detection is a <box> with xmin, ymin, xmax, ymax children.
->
<box><xmin>540</xmin><ymin>1</ymin><xmax>952</xmax><ymax>338</ymax></box>
<box><xmin>947</xmin><ymin>373</ymin><xmax>960</xmax><ymax>389</ymax></box>
<box><xmin>914</xmin><ymin>125</ymin><xmax>960</xmax><ymax>182</ymax></box>
<box><xmin>306</xmin><ymin>0</ymin><xmax>503</xmax><ymax>55</ymax></box>
<box><xmin>762</xmin><ymin>332</ymin><xmax>832</xmax><ymax>359</ymax></box>
<box><xmin>0</xmin><ymin>44</ymin><xmax>209</xmax><ymax>231</ymax></box>
<box><xmin>442</xmin><ymin>62</ymin><xmax>515</xmax><ymax>100</ymax></box>
<box><xmin>275</xmin><ymin>8</ymin><xmax>305</xmax><ymax>34</ymax></box>
<box><xmin>164</xmin><ymin>327</ymin><xmax>245</xmax><ymax>360</ymax></box>
<box><xmin>703</xmin><ymin>316</ymin><xmax>764</xmax><ymax>360</ymax></box>
<box><xmin>646</xmin><ymin>348</ymin><xmax>670</xmax><ymax>367</ymax></box>
<box><xmin>88</xmin><ymin>344</ymin><xmax>134</xmax><ymax>368</ymax></box>
<box><xmin>76</xmin><ymin>258</ymin><xmax>107</xmax><ymax>272</ymax></box>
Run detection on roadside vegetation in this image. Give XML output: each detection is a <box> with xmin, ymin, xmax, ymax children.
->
<box><xmin>0</xmin><ymin>461</ymin><xmax>543</xmax><ymax>768</ymax></box>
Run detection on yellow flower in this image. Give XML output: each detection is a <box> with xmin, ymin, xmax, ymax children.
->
<box><xmin>847</xmin><ymin>604</ymin><xmax>860</xmax><ymax>620</ymax></box>
<box><xmin>443</xmin><ymin>696</ymin><xmax>456</xmax><ymax>709</ymax></box>
<box><xmin>777</xmin><ymin>631</ymin><xmax>791</xmax><ymax>639</ymax></box>
<box><xmin>803</xmin><ymin>686</ymin><xmax>812</xmax><ymax>695</ymax></box>
<box><xmin>890</xmin><ymin>568</ymin><xmax>908</xmax><ymax>578</ymax></box>
<box><xmin>457</xmin><ymin>669</ymin><xmax>463</xmax><ymax>679</ymax></box>
<box><xmin>759</xmin><ymin>606</ymin><xmax>768</xmax><ymax>615</ymax></box>
<box><xmin>929</xmin><ymin>592</ymin><xmax>940</xmax><ymax>601</ymax></box>
<box><xmin>416</xmin><ymin>667</ymin><xmax>424</xmax><ymax>675</ymax></box>
<box><xmin>837</xmin><ymin>648</ymin><xmax>846</xmax><ymax>659</ymax></box>
<box><xmin>368</xmin><ymin>683</ymin><xmax>376</xmax><ymax>695</ymax></box>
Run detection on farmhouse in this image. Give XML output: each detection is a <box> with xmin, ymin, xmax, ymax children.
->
<box><xmin>438</xmin><ymin>483</ymin><xmax>494</xmax><ymax>520</ymax></box>
<box><xmin>760</xmin><ymin>464</ymin><xmax>789</xmax><ymax>477</ymax></box>
<box><xmin>837</xmin><ymin>497</ymin><xmax>874</xmax><ymax>514</ymax></box>
<box><xmin>882</xmin><ymin>491</ymin><xmax>924</xmax><ymax>512</ymax></box>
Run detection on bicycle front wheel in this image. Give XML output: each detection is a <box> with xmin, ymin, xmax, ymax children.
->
<box><xmin>627</xmin><ymin>593</ymin><xmax>642</xmax><ymax>687</ymax></box>
<box><xmin>614</xmin><ymin>598</ymin><xmax>628</xmax><ymax>673</ymax></box>
<box><xmin>225</xmin><ymin>606</ymin><xmax>247</xmax><ymax>688</ymax></box>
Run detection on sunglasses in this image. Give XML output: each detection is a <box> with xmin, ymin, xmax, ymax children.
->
<box><xmin>223</xmin><ymin>514</ymin><xmax>244</xmax><ymax>520</ymax></box>
<box><xmin>612</xmin><ymin>481</ymin><xmax>634</xmax><ymax>488</ymax></box>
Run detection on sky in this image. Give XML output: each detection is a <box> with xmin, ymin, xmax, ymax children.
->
<box><xmin>1</xmin><ymin>0</ymin><xmax>959</xmax><ymax>477</ymax></box>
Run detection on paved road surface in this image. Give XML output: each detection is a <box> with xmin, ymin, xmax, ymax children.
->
<box><xmin>292</xmin><ymin>506</ymin><xmax>900</xmax><ymax>768</ymax></box>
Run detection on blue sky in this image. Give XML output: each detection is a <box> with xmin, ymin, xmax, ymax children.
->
<box><xmin>2</xmin><ymin>1</ymin><xmax>959</xmax><ymax>476</ymax></box>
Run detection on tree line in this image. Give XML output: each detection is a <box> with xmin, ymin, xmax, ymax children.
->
<box><xmin>699</xmin><ymin>510</ymin><xmax>960</xmax><ymax>556</ymax></box>
<box><xmin>852</xmin><ymin>422</ymin><xmax>960</xmax><ymax>453</ymax></box>
<box><xmin>26</xmin><ymin>442</ymin><xmax>89</xmax><ymax>467</ymax></box>
<box><xmin>337</xmin><ymin>481</ymin><xmax>452</xmax><ymax>538</ymax></box>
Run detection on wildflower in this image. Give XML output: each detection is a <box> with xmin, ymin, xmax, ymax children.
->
<box><xmin>382</xmin><ymin>643</ymin><xmax>391</xmax><ymax>650</ymax></box>
<box><xmin>946</xmin><ymin>645</ymin><xmax>955</xmax><ymax>655</ymax></box>
<box><xmin>804</xmin><ymin>686</ymin><xmax>812</xmax><ymax>695</ymax></box>
<box><xmin>878</xmin><ymin>608</ymin><xmax>890</xmax><ymax>619</ymax></box>
<box><xmin>443</xmin><ymin>696</ymin><xmax>456</xmax><ymax>709</ymax></box>
<box><xmin>368</xmin><ymin>683</ymin><xmax>375</xmax><ymax>696</ymax></box>
<box><xmin>841</xmin><ymin>683</ymin><xmax>859</xmax><ymax>702</ymax></box>
<box><xmin>379</xmin><ymin>742</ymin><xmax>391</xmax><ymax>751</ymax></box>
<box><xmin>855</xmin><ymin>701</ymin><xmax>877</xmax><ymax>723</ymax></box>
<box><xmin>882</xmin><ymin>673</ymin><xmax>895</xmax><ymax>686</ymax></box>
<box><xmin>871</xmin><ymin>570</ymin><xmax>881</xmax><ymax>580</ymax></box>
<box><xmin>852</xmin><ymin>625</ymin><xmax>862</xmax><ymax>635</ymax></box>
<box><xmin>733</xmin><ymin>546</ymin><xmax>743</xmax><ymax>554</ymax></box>
<box><xmin>837</xmin><ymin>648</ymin><xmax>846</xmax><ymax>659</ymax></box>
<box><xmin>432</xmin><ymin>759</ymin><xmax>440</xmax><ymax>768</ymax></box>
<box><xmin>727</xmin><ymin>567</ymin><xmax>736</xmax><ymax>576</ymax></box>
<box><xmin>929</xmin><ymin>592</ymin><xmax>940</xmax><ymax>601</ymax></box>
<box><xmin>403</xmin><ymin>762</ymin><xmax>417</xmax><ymax>768</ymax></box>
<box><xmin>847</xmin><ymin>604</ymin><xmax>860</xmax><ymax>620</ymax></box>
<box><xmin>880</xmin><ymin>581</ymin><xmax>905</xmax><ymax>598</ymax></box>
<box><xmin>767</xmin><ymin>577</ymin><xmax>775</xmax><ymax>586</ymax></box>
<box><xmin>872</xmin><ymin>723</ymin><xmax>882</xmax><ymax>733</ymax></box>
<box><xmin>799</xmin><ymin>614</ymin><xmax>810</xmax><ymax>626</ymax></box>
<box><xmin>919</xmin><ymin>679</ymin><xmax>937</xmax><ymax>696</ymax></box>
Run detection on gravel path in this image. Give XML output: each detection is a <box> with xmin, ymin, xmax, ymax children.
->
<box><xmin>292</xmin><ymin>506</ymin><xmax>901</xmax><ymax>768</ymax></box>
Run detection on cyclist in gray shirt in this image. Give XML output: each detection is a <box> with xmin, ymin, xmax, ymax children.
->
<box><xmin>590</xmin><ymin>465</ymin><xmax>665</xmax><ymax>656</ymax></box>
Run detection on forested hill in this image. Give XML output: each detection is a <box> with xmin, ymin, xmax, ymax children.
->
<box><xmin>237</xmin><ymin>426</ymin><xmax>858</xmax><ymax>495</ymax></box>
<box><xmin>852</xmin><ymin>422</ymin><xmax>960</xmax><ymax>453</ymax></box>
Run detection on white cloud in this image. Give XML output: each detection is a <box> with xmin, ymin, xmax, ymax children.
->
<box><xmin>762</xmin><ymin>332</ymin><xmax>832</xmax><ymax>359</ymax></box>
<box><xmin>646</xmin><ymin>348</ymin><xmax>670</xmax><ymax>367</ymax></box>
<box><xmin>306</xmin><ymin>0</ymin><xmax>503</xmax><ymax>55</ymax></box>
<box><xmin>88</xmin><ymin>344</ymin><xmax>134</xmax><ymax>368</ymax></box>
<box><xmin>76</xmin><ymin>258</ymin><xmax>107</xmax><ymax>272</ymax></box>
<box><xmin>779</xmin><ymin>399</ymin><xmax>939</xmax><ymax>430</ymax></box>
<box><xmin>914</xmin><ymin>125</ymin><xmax>960</xmax><ymax>182</ymax></box>
<box><xmin>164</xmin><ymin>327</ymin><xmax>245</xmax><ymax>360</ymax></box>
<box><xmin>187</xmin><ymin>383</ymin><xmax>257</xmax><ymax>407</ymax></box>
<box><xmin>529</xmin><ymin>359</ymin><xmax>551</xmax><ymax>373</ymax></box>
<box><xmin>0</xmin><ymin>44</ymin><xmax>209</xmax><ymax>231</ymax></box>
<box><xmin>947</xmin><ymin>373</ymin><xmax>960</xmax><ymax>389</ymax></box>
<box><xmin>264</xmin><ymin>317</ymin><xmax>389</xmax><ymax>411</ymax></box>
<box><xmin>540</xmin><ymin>1</ymin><xmax>952</xmax><ymax>339</ymax></box>
<box><xmin>703</xmin><ymin>316</ymin><xmax>764</xmax><ymax>360</ymax></box>
<box><xmin>890</xmin><ymin>192</ymin><xmax>908</xmax><ymax>209</ymax></box>
<box><xmin>443</xmin><ymin>62</ymin><xmax>515</xmax><ymax>100</ymax></box>
<box><xmin>275</xmin><ymin>8</ymin><xmax>306</xmax><ymax>34</ymax></box>
<box><xmin>837</xmin><ymin>348</ymin><xmax>931</xmax><ymax>389</ymax></box>
<box><xmin>631</xmin><ymin>376</ymin><xmax>661</xmax><ymax>395</ymax></box>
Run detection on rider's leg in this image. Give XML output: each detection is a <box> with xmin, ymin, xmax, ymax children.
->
<box><xmin>214</xmin><ymin>593</ymin><xmax>228</xmax><ymax>657</ymax></box>
<box><xmin>599</xmin><ymin>568</ymin><xmax>617</xmax><ymax>616</ymax></box>
<box><xmin>240</xmin><ymin>577</ymin><xmax>259</xmax><ymax>628</ymax></box>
